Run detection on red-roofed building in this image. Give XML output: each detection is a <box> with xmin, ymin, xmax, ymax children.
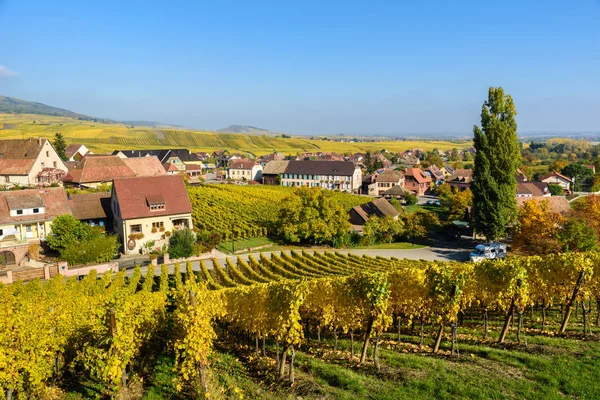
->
<box><xmin>111</xmin><ymin>175</ymin><xmax>193</xmax><ymax>255</ymax></box>
<box><xmin>540</xmin><ymin>171</ymin><xmax>571</xmax><ymax>192</ymax></box>
<box><xmin>65</xmin><ymin>144</ymin><xmax>92</xmax><ymax>161</ymax></box>
<box><xmin>403</xmin><ymin>168</ymin><xmax>432</xmax><ymax>196</ymax></box>
<box><xmin>227</xmin><ymin>159</ymin><xmax>263</xmax><ymax>181</ymax></box>
<box><xmin>163</xmin><ymin>162</ymin><xmax>180</xmax><ymax>175</ymax></box>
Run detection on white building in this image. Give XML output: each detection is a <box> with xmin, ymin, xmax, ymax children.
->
<box><xmin>279</xmin><ymin>160</ymin><xmax>362</xmax><ymax>193</ymax></box>
<box><xmin>227</xmin><ymin>159</ymin><xmax>263</xmax><ymax>181</ymax></box>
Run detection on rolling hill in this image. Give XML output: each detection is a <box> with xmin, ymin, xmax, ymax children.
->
<box><xmin>216</xmin><ymin>125</ymin><xmax>272</xmax><ymax>134</ymax></box>
<box><xmin>0</xmin><ymin>95</ymin><xmax>96</xmax><ymax>120</ymax></box>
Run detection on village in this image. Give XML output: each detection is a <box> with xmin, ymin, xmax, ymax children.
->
<box><xmin>0</xmin><ymin>135</ymin><xmax>578</xmax><ymax>283</ymax></box>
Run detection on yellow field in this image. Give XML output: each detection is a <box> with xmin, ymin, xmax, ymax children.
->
<box><xmin>0</xmin><ymin>114</ymin><xmax>471</xmax><ymax>155</ymax></box>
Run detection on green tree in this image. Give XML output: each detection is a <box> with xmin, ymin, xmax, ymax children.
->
<box><xmin>53</xmin><ymin>132</ymin><xmax>68</xmax><ymax>161</ymax></box>
<box><xmin>60</xmin><ymin>235</ymin><xmax>119</xmax><ymax>265</ymax></box>
<box><xmin>472</xmin><ymin>87</ymin><xmax>520</xmax><ymax>241</ymax></box>
<box><xmin>47</xmin><ymin>214</ymin><xmax>92</xmax><ymax>251</ymax></box>
<box><xmin>278</xmin><ymin>187</ymin><xmax>350</xmax><ymax>245</ymax></box>
<box><xmin>561</xmin><ymin>163</ymin><xmax>593</xmax><ymax>192</ymax></box>
<box><xmin>403</xmin><ymin>192</ymin><xmax>418</xmax><ymax>206</ymax></box>
<box><xmin>363</xmin><ymin>216</ymin><xmax>404</xmax><ymax>244</ymax></box>
<box><xmin>169</xmin><ymin>228</ymin><xmax>196</xmax><ymax>259</ymax></box>
<box><xmin>558</xmin><ymin>219</ymin><xmax>598</xmax><ymax>252</ymax></box>
<box><xmin>548</xmin><ymin>183</ymin><xmax>564</xmax><ymax>196</ymax></box>
<box><xmin>448</xmin><ymin>189</ymin><xmax>473</xmax><ymax>222</ymax></box>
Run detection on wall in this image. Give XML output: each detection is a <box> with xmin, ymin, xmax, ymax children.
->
<box><xmin>28</xmin><ymin>139</ymin><xmax>69</xmax><ymax>185</ymax></box>
<box><xmin>58</xmin><ymin>261</ymin><xmax>118</xmax><ymax>277</ymax></box>
<box><xmin>121</xmin><ymin>213</ymin><xmax>193</xmax><ymax>255</ymax></box>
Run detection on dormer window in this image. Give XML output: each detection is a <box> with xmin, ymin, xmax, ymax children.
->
<box><xmin>16</xmin><ymin>210</ymin><xmax>23</xmax><ymax>215</ymax></box>
<box><xmin>146</xmin><ymin>195</ymin><xmax>166</xmax><ymax>211</ymax></box>
<box><xmin>33</xmin><ymin>208</ymin><xmax>39</xmax><ymax>214</ymax></box>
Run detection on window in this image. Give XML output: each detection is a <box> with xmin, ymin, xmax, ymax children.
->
<box><xmin>16</xmin><ymin>210</ymin><xmax>23</xmax><ymax>215</ymax></box>
<box><xmin>0</xmin><ymin>229</ymin><xmax>3</xmax><ymax>236</ymax></box>
<box><xmin>150</xmin><ymin>203</ymin><xmax>165</xmax><ymax>211</ymax></box>
<box><xmin>152</xmin><ymin>221</ymin><xmax>164</xmax><ymax>229</ymax></box>
<box><xmin>130</xmin><ymin>224</ymin><xmax>142</xmax><ymax>234</ymax></box>
<box><xmin>33</xmin><ymin>208</ymin><xmax>39</xmax><ymax>214</ymax></box>
<box><xmin>46</xmin><ymin>151</ymin><xmax>50</xmax><ymax>157</ymax></box>
<box><xmin>53</xmin><ymin>161</ymin><xmax>57</xmax><ymax>168</ymax></box>
<box><xmin>41</xmin><ymin>162</ymin><xmax>45</xmax><ymax>168</ymax></box>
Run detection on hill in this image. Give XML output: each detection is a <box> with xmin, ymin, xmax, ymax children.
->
<box><xmin>121</xmin><ymin>120</ymin><xmax>183</xmax><ymax>129</ymax></box>
<box><xmin>0</xmin><ymin>95</ymin><xmax>98</xmax><ymax>120</ymax></box>
<box><xmin>217</xmin><ymin>124</ymin><xmax>272</xmax><ymax>134</ymax></box>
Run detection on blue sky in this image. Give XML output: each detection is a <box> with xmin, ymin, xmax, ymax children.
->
<box><xmin>1</xmin><ymin>0</ymin><xmax>599</xmax><ymax>134</ymax></box>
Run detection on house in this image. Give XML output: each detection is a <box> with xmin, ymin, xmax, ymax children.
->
<box><xmin>400</xmin><ymin>154</ymin><xmax>421</xmax><ymax>166</ymax></box>
<box><xmin>424</xmin><ymin>165</ymin><xmax>445</xmax><ymax>185</ymax></box>
<box><xmin>258</xmin><ymin>152</ymin><xmax>285</xmax><ymax>167</ymax></box>
<box><xmin>227</xmin><ymin>159</ymin><xmax>263</xmax><ymax>181</ymax></box>
<box><xmin>516</xmin><ymin>182</ymin><xmax>551</xmax><ymax>198</ymax></box>
<box><xmin>381</xmin><ymin>184</ymin><xmax>411</xmax><ymax>199</ymax></box>
<box><xmin>65</xmin><ymin>144</ymin><xmax>92</xmax><ymax>161</ymax></box>
<box><xmin>195</xmin><ymin>152</ymin><xmax>210</xmax><ymax>160</ymax></box>
<box><xmin>446</xmin><ymin>169</ymin><xmax>473</xmax><ymax>192</ymax></box>
<box><xmin>262</xmin><ymin>160</ymin><xmax>290</xmax><ymax>185</ymax></box>
<box><xmin>163</xmin><ymin>162</ymin><xmax>180</xmax><ymax>175</ymax></box>
<box><xmin>0</xmin><ymin>138</ymin><xmax>68</xmax><ymax>187</ymax></box>
<box><xmin>441</xmin><ymin>165</ymin><xmax>455</xmax><ymax>177</ymax></box>
<box><xmin>68</xmin><ymin>192</ymin><xmax>113</xmax><ymax>230</ymax></box>
<box><xmin>539</xmin><ymin>171</ymin><xmax>571</xmax><ymax>192</ymax></box>
<box><xmin>112</xmin><ymin>149</ymin><xmax>203</xmax><ymax>171</ymax></box>
<box><xmin>0</xmin><ymin>187</ymin><xmax>71</xmax><ymax>266</ymax></box>
<box><xmin>111</xmin><ymin>175</ymin><xmax>193</xmax><ymax>255</ymax></box>
<box><xmin>403</xmin><ymin>168</ymin><xmax>432</xmax><ymax>196</ymax></box>
<box><xmin>374</xmin><ymin>153</ymin><xmax>393</xmax><ymax>169</ymax></box>
<box><xmin>65</xmin><ymin>155</ymin><xmax>166</xmax><ymax>188</ymax></box>
<box><xmin>367</xmin><ymin>170</ymin><xmax>404</xmax><ymax>196</ymax></box>
<box><xmin>279</xmin><ymin>160</ymin><xmax>362</xmax><ymax>193</ymax></box>
<box><xmin>349</xmin><ymin>198</ymin><xmax>399</xmax><ymax>226</ymax></box>
<box><xmin>184</xmin><ymin>163</ymin><xmax>203</xmax><ymax>179</ymax></box>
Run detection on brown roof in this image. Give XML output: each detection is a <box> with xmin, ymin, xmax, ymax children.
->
<box><xmin>185</xmin><ymin>163</ymin><xmax>202</xmax><ymax>171</ymax></box>
<box><xmin>376</xmin><ymin>169</ymin><xmax>404</xmax><ymax>183</ymax></box>
<box><xmin>540</xmin><ymin>171</ymin><xmax>571</xmax><ymax>183</ymax></box>
<box><xmin>426</xmin><ymin>165</ymin><xmax>445</xmax><ymax>180</ymax></box>
<box><xmin>66</xmin><ymin>155</ymin><xmax>136</xmax><ymax>184</ymax></box>
<box><xmin>0</xmin><ymin>187</ymin><xmax>72</xmax><ymax>225</ymax></box>
<box><xmin>517</xmin><ymin>182</ymin><xmax>549</xmax><ymax>197</ymax></box>
<box><xmin>517</xmin><ymin>196</ymin><xmax>571</xmax><ymax>215</ymax></box>
<box><xmin>113</xmin><ymin>175</ymin><xmax>192</xmax><ymax>220</ymax></box>
<box><xmin>65</xmin><ymin>144</ymin><xmax>86</xmax><ymax>158</ymax></box>
<box><xmin>351</xmin><ymin>198</ymin><xmax>399</xmax><ymax>222</ymax></box>
<box><xmin>163</xmin><ymin>162</ymin><xmax>180</xmax><ymax>172</ymax></box>
<box><xmin>69</xmin><ymin>192</ymin><xmax>112</xmax><ymax>220</ymax></box>
<box><xmin>447</xmin><ymin>169</ymin><xmax>473</xmax><ymax>183</ymax></box>
<box><xmin>0</xmin><ymin>138</ymin><xmax>48</xmax><ymax>175</ymax></box>
<box><xmin>230</xmin><ymin>159</ymin><xmax>257</xmax><ymax>170</ymax></box>
<box><xmin>404</xmin><ymin>168</ymin><xmax>432</xmax><ymax>184</ymax></box>
<box><xmin>285</xmin><ymin>160</ymin><xmax>357</xmax><ymax>176</ymax></box>
<box><xmin>263</xmin><ymin>160</ymin><xmax>290</xmax><ymax>175</ymax></box>
<box><xmin>122</xmin><ymin>156</ymin><xmax>167</xmax><ymax>176</ymax></box>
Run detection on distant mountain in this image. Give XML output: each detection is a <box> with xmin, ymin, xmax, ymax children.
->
<box><xmin>121</xmin><ymin>120</ymin><xmax>183</xmax><ymax>129</ymax></box>
<box><xmin>216</xmin><ymin>125</ymin><xmax>272</xmax><ymax>134</ymax></box>
<box><xmin>0</xmin><ymin>95</ymin><xmax>99</xmax><ymax>121</ymax></box>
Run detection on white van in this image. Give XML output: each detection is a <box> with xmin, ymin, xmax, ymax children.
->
<box><xmin>469</xmin><ymin>242</ymin><xmax>507</xmax><ymax>263</ymax></box>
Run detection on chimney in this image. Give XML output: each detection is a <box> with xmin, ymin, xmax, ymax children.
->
<box><xmin>38</xmin><ymin>137</ymin><xmax>42</xmax><ymax>146</ymax></box>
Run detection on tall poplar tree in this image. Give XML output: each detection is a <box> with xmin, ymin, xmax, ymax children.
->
<box><xmin>472</xmin><ymin>87</ymin><xmax>520</xmax><ymax>241</ymax></box>
<box><xmin>53</xmin><ymin>132</ymin><xmax>68</xmax><ymax>161</ymax></box>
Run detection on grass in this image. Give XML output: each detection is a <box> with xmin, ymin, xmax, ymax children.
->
<box><xmin>354</xmin><ymin>242</ymin><xmax>425</xmax><ymax>250</ymax></box>
<box><xmin>218</xmin><ymin>237</ymin><xmax>277</xmax><ymax>254</ymax></box>
<box><xmin>0</xmin><ymin>113</ymin><xmax>472</xmax><ymax>156</ymax></box>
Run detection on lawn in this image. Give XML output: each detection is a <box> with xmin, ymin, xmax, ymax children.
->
<box><xmin>355</xmin><ymin>242</ymin><xmax>425</xmax><ymax>250</ymax></box>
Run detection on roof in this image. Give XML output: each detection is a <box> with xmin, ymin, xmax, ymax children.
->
<box><xmin>112</xmin><ymin>149</ymin><xmax>201</xmax><ymax>163</ymax></box>
<box><xmin>122</xmin><ymin>156</ymin><xmax>167</xmax><ymax>176</ymax></box>
<box><xmin>376</xmin><ymin>169</ymin><xmax>404</xmax><ymax>183</ymax></box>
<box><xmin>0</xmin><ymin>138</ymin><xmax>47</xmax><ymax>175</ymax></box>
<box><xmin>425</xmin><ymin>165</ymin><xmax>445</xmax><ymax>180</ymax></box>
<box><xmin>517</xmin><ymin>182</ymin><xmax>549</xmax><ymax>197</ymax></box>
<box><xmin>66</xmin><ymin>155</ymin><xmax>136</xmax><ymax>184</ymax></box>
<box><xmin>0</xmin><ymin>187</ymin><xmax>71</xmax><ymax>225</ymax></box>
<box><xmin>163</xmin><ymin>162</ymin><xmax>180</xmax><ymax>172</ymax></box>
<box><xmin>447</xmin><ymin>169</ymin><xmax>473</xmax><ymax>183</ymax></box>
<box><xmin>404</xmin><ymin>168</ymin><xmax>432</xmax><ymax>184</ymax></box>
<box><xmin>65</xmin><ymin>144</ymin><xmax>86</xmax><ymax>158</ymax></box>
<box><xmin>112</xmin><ymin>175</ymin><xmax>192</xmax><ymax>220</ymax></box>
<box><xmin>230</xmin><ymin>159</ymin><xmax>257</xmax><ymax>170</ymax></box>
<box><xmin>517</xmin><ymin>196</ymin><xmax>571</xmax><ymax>215</ymax></box>
<box><xmin>285</xmin><ymin>160</ymin><xmax>357</xmax><ymax>176</ymax></box>
<box><xmin>263</xmin><ymin>160</ymin><xmax>290</xmax><ymax>175</ymax></box>
<box><xmin>540</xmin><ymin>171</ymin><xmax>571</xmax><ymax>183</ymax></box>
<box><xmin>185</xmin><ymin>163</ymin><xmax>202</xmax><ymax>171</ymax></box>
<box><xmin>351</xmin><ymin>198</ymin><xmax>399</xmax><ymax>222</ymax></box>
<box><xmin>383</xmin><ymin>185</ymin><xmax>410</xmax><ymax>196</ymax></box>
<box><xmin>69</xmin><ymin>192</ymin><xmax>112</xmax><ymax>220</ymax></box>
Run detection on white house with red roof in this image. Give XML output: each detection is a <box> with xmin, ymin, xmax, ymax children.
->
<box><xmin>540</xmin><ymin>171</ymin><xmax>572</xmax><ymax>192</ymax></box>
<box><xmin>227</xmin><ymin>159</ymin><xmax>263</xmax><ymax>181</ymax></box>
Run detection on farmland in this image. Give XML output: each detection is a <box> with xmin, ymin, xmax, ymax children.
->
<box><xmin>0</xmin><ymin>113</ymin><xmax>472</xmax><ymax>156</ymax></box>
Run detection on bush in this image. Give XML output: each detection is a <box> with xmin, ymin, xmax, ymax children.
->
<box><xmin>548</xmin><ymin>183</ymin><xmax>564</xmax><ymax>196</ymax></box>
<box><xmin>47</xmin><ymin>215</ymin><xmax>92</xmax><ymax>251</ymax></box>
<box><xmin>195</xmin><ymin>230</ymin><xmax>222</xmax><ymax>254</ymax></box>
<box><xmin>60</xmin><ymin>235</ymin><xmax>119</xmax><ymax>265</ymax></box>
<box><xmin>169</xmin><ymin>229</ymin><xmax>196</xmax><ymax>259</ymax></box>
<box><xmin>403</xmin><ymin>192</ymin><xmax>418</xmax><ymax>206</ymax></box>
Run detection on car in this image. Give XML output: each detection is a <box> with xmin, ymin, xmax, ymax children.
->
<box><xmin>426</xmin><ymin>200</ymin><xmax>434</xmax><ymax>205</ymax></box>
<box><xmin>469</xmin><ymin>242</ymin><xmax>507</xmax><ymax>263</ymax></box>
<box><xmin>433</xmin><ymin>200</ymin><xmax>440</xmax><ymax>206</ymax></box>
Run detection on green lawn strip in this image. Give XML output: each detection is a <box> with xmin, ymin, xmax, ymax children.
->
<box><xmin>354</xmin><ymin>242</ymin><xmax>426</xmax><ymax>250</ymax></box>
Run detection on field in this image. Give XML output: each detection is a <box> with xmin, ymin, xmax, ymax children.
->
<box><xmin>0</xmin><ymin>113</ymin><xmax>472</xmax><ymax>156</ymax></box>
<box><xmin>187</xmin><ymin>184</ymin><xmax>371</xmax><ymax>240</ymax></box>
<box><xmin>4</xmin><ymin>250</ymin><xmax>600</xmax><ymax>399</ymax></box>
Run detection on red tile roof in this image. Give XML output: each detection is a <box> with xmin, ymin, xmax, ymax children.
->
<box><xmin>376</xmin><ymin>169</ymin><xmax>404</xmax><ymax>183</ymax></box>
<box><xmin>404</xmin><ymin>168</ymin><xmax>432</xmax><ymax>184</ymax></box>
<box><xmin>69</xmin><ymin>192</ymin><xmax>112</xmax><ymax>220</ymax></box>
<box><xmin>0</xmin><ymin>187</ymin><xmax>72</xmax><ymax>225</ymax></box>
<box><xmin>351</xmin><ymin>198</ymin><xmax>399</xmax><ymax>222</ymax></box>
<box><xmin>122</xmin><ymin>156</ymin><xmax>167</xmax><ymax>176</ymax></box>
<box><xmin>66</xmin><ymin>155</ymin><xmax>166</xmax><ymax>184</ymax></box>
<box><xmin>230</xmin><ymin>159</ymin><xmax>257</xmax><ymax>170</ymax></box>
<box><xmin>113</xmin><ymin>175</ymin><xmax>192</xmax><ymax>220</ymax></box>
<box><xmin>65</xmin><ymin>144</ymin><xmax>87</xmax><ymax>159</ymax></box>
<box><xmin>0</xmin><ymin>138</ymin><xmax>48</xmax><ymax>175</ymax></box>
<box><xmin>163</xmin><ymin>162</ymin><xmax>180</xmax><ymax>172</ymax></box>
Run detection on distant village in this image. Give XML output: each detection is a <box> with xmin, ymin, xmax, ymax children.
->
<box><xmin>0</xmin><ymin>137</ymin><xmax>576</xmax><ymax>271</ymax></box>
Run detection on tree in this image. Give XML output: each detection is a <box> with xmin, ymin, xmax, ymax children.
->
<box><xmin>548</xmin><ymin>183</ymin><xmax>564</xmax><ymax>196</ymax></box>
<box><xmin>425</xmin><ymin>153</ymin><xmax>444</xmax><ymax>168</ymax></box>
<box><xmin>47</xmin><ymin>214</ymin><xmax>92</xmax><ymax>251</ymax></box>
<box><xmin>561</xmin><ymin>163</ymin><xmax>593</xmax><ymax>192</ymax></box>
<box><xmin>60</xmin><ymin>235</ymin><xmax>119</xmax><ymax>265</ymax></box>
<box><xmin>558</xmin><ymin>219</ymin><xmax>598</xmax><ymax>253</ymax></box>
<box><xmin>472</xmin><ymin>87</ymin><xmax>520</xmax><ymax>241</ymax></box>
<box><xmin>388</xmin><ymin>198</ymin><xmax>403</xmax><ymax>212</ymax></box>
<box><xmin>512</xmin><ymin>199</ymin><xmax>565</xmax><ymax>255</ymax></box>
<box><xmin>363</xmin><ymin>216</ymin><xmax>404</xmax><ymax>244</ymax></box>
<box><xmin>447</xmin><ymin>189</ymin><xmax>473</xmax><ymax>222</ymax></box>
<box><xmin>403</xmin><ymin>192</ymin><xmax>418</xmax><ymax>206</ymax></box>
<box><xmin>169</xmin><ymin>229</ymin><xmax>196</xmax><ymax>259</ymax></box>
<box><xmin>548</xmin><ymin>159</ymin><xmax>568</xmax><ymax>173</ymax></box>
<box><xmin>53</xmin><ymin>133</ymin><xmax>67</xmax><ymax>161</ymax></box>
<box><xmin>278</xmin><ymin>187</ymin><xmax>350</xmax><ymax>245</ymax></box>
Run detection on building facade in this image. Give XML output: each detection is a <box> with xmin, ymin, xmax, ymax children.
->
<box><xmin>279</xmin><ymin>161</ymin><xmax>362</xmax><ymax>193</ymax></box>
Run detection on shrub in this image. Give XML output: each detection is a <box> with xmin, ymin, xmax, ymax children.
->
<box><xmin>47</xmin><ymin>215</ymin><xmax>92</xmax><ymax>251</ymax></box>
<box><xmin>60</xmin><ymin>235</ymin><xmax>119</xmax><ymax>265</ymax></box>
<box><xmin>169</xmin><ymin>229</ymin><xmax>195</xmax><ymax>259</ymax></box>
<box><xmin>548</xmin><ymin>183</ymin><xmax>564</xmax><ymax>196</ymax></box>
<box><xmin>403</xmin><ymin>192</ymin><xmax>418</xmax><ymax>206</ymax></box>
<box><xmin>195</xmin><ymin>230</ymin><xmax>222</xmax><ymax>254</ymax></box>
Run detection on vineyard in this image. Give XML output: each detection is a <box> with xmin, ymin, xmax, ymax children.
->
<box><xmin>4</xmin><ymin>250</ymin><xmax>600</xmax><ymax>399</ymax></box>
<box><xmin>0</xmin><ymin>113</ymin><xmax>471</xmax><ymax>156</ymax></box>
<box><xmin>187</xmin><ymin>185</ymin><xmax>371</xmax><ymax>240</ymax></box>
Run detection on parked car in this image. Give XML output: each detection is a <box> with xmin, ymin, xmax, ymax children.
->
<box><xmin>426</xmin><ymin>200</ymin><xmax>434</xmax><ymax>205</ymax></box>
<box><xmin>469</xmin><ymin>242</ymin><xmax>507</xmax><ymax>262</ymax></box>
<box><xmin>433</xmin><ymin>200</ymin><xmax>440</xmax><ymax>206</ymax></box>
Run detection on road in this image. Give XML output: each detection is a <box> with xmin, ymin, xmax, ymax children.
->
<box><xmin>120</xmin><ymin>242</ymin><xmax>471</xmax><ymax>277</ymax></box>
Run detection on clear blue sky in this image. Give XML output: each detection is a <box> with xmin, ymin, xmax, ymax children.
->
<box><xmin>1</xmin><ymin>0</ymin><xmax>599</xmax><ymax>135</ymax></box>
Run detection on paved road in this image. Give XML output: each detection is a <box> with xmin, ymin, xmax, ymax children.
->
<box><xmin>121</xmin><ymin>243</ymin><xmax>471</xmax><ymax>277</ymax></box>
